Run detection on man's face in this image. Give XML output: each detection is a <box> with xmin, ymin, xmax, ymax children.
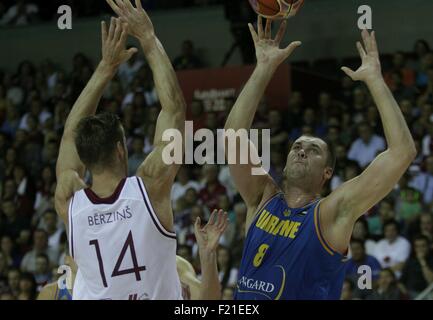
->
<box><xmin>8</xmin><ymin>271</ymin><xmax>20</xmax><ymax>289</ymax></box>
<box><xmin>33</xmin><ymin>232</ymin><xmax>47</xmax><ymax>251</ymax></box>
<box><xmin>43</xmin><ymin>213</ymin><xmax>57</xmax><ymax>231</ymax></box>
<box><xmin>1</xmin><ymin>237</ymin><xmax>13</xmax><ymax>254</ymax></box>
<box><xmin>420</xmin><ymin>215</ymin><xmax>433</xmax><ymax>234</ymax></box>
<box><xmin>35</xmin><ymin>257</ymin><xmax>48</xmax><ymax>274</ymax></box>
<box><xmin>384</xmin><ymin>224</ymin><xmax>398</xmax><ymax>242</ymax></box>
<box><xmin>350</xmin><ymin>242</ymin><xmax>365</xmax><ymax>261</ymax></box>
<box><xmin>358</xmin><ymin>125</ymin><xmax>372</xmax><ymax>143</ymax></box>
<box><xmin>284</xmin><ymin>136</ymin><xmax>330</xmax><ymax>185</ymax></box>
<box><xmin>218</xmin><ymin>195</ymin><xmax>230</xmax><ymax>211</ymax></box>
<box><xmin>414</xmin><ymin>239</ymin><xmax>429</xmax><ymax>258</ymax></box>
<box><xmin>217</xmin><ymin>248</ymin><xmax>230</xmax><ymax>266</ymax></box>
<box><xmin>2</xmin><ymin>202</ymin><xmax>16</xmax><ymax>219</ymax></box>
<box><xmin>379</xmin><ymin>202</ymin><xmax>394</xmax><ymax>220</ymax></box>
<box><xmin>378</xmin><ymin>270</ymin><xmax>394</xmax><ymax>289</ymax></box>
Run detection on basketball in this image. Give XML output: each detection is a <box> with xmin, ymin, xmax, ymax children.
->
<box><xmin>248</xmin><ymin>0</ymin><xmax>305</xmax><ymax>20</ymax></box>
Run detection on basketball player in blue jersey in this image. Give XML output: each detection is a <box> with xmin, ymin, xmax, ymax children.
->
<box><xmin>224</xmin><ymin>17</ymin><xmax>416</xmax><ymax>300</ymax></box>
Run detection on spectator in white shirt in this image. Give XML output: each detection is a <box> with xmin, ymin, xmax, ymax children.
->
<box><xmin>118</xmin><ymin>53</ymin><xmax>145</xmax><ymax>86</ymax></box>
<box><xmin>20</xmin><ymin>229</ymin><xmax>58</xmax><ymax>273</ymax></box>
<box><xmin>421</xmin><ymin>124</ymin><xmax>433</xmax><ymax>157</ymax></box>
<box><xmin>217</xmin><ymin>246</ymin><xmax>238</xmax><ymax>288</ymax></box>
<box><xmin>41</xmin><ymin>210</ymin><xmax>63</xmax><ymax>254</ymax></box>
<box><xmin>409</xmin><ymin>156</ymin><xmax>433</xmax><ymax>205</ymax></box>
<box><xmin>19</xmin><ymin>97</ymin><xmax>52</xmax><ymax>131</ymax></box>
<box><xmin>374</xmin><ymin>220</ymin><xmax>411</xmax><ymax>278</ymax></box>
<box><xmin>348</xmin><ymin>123</ymin><xmax>386</xmax><ymax>168</ymax></box>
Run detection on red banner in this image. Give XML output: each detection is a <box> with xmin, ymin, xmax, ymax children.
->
<box><xmin>177</xmin><ymin>64</ymin><xmax>291</xmax><ymax>119</ymax></box>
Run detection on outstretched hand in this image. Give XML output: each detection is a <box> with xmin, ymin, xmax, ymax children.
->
<box><xmin>194</xmin><ymin>209</ymin><xmax>228</xmax><ymax>254</ymax></box>
<box><xmin>101</xmin><ymin>17</ymin><xmax>138</xmax><ymax>68</ymax></box>
<box><xmin>106</xmin><ymin>0</ymin><xmax>155</xmax><ymax>47</ymax></box>
<box><xmin>341</xmin><ymin>30</ymin><xmax>382</xmax><ymax>83</ymax></box>
<box><xmin>248</xmin><ymin>16</ymin><xmax>301</xmax><ymax>70</ymax></box>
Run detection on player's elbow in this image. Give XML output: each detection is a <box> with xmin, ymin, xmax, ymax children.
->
<box><xmin>390</xmin><ymin>142</ymin><xmax>417</xmax><ymax>165</ymax></box>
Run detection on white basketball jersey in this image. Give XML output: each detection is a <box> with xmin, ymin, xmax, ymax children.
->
<box><xmin>68</xmin><ymin>176</ymin><xmax>183</xmax><ymax>300</ymax></box>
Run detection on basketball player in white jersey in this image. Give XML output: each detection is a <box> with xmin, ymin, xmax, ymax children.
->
<box><xmin>54</xmin><ymin>4</ymin><xmax>222</xmax><ymax>299</ymax></box>
<box><xmin>38</xmin><ymin>209</ymin><xmax>228</xmax><ymax>300</ymax></box>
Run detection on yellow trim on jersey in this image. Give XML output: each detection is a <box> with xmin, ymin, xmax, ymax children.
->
<box><xmin>236</xmin><ymin>285</ymin><xmax>273</xmax><ymax>300</ymax></box>
<box><xmin>274</xmin><ymin>265</ymin><xmax>286</xmax><ymax>300</ymax></box>
<box><xmin>313</xmin><ymin>200</ymin><xmax>334</xmax><ymax>256</ymax></box>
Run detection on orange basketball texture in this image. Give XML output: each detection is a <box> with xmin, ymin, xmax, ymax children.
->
<box><xmin>249</xmin><ymin>0</ymin><xmax>304</xmax><ymax>18</ymax></box>
<box><xmin>256</xmin><ymin>0</ymin><xmax>280</xmax><ymax>16</ymax></box>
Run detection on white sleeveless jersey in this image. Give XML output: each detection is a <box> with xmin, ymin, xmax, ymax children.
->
<box><xmin>68</xmin><ymin>176</ymin><xmax>183</xmax><ymax>300</ymax></box>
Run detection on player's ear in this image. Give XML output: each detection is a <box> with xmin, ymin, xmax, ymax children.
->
<box><xmin>116</xmin><ymin>141</ymin><xmax>125</xmax><ymax>158</ymax></box>
<box><xmin>324</xmin><ymin>166</ymin><xmax>333</xmax><ymax>180</ymax></box>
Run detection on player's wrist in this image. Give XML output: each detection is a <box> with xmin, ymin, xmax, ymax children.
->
<box><xmin>198</xmin><ymin>248</ymin><xmax>217</xmax><ymax>259</ymax></box>
<box><xmin>98</xmin><ymin>60</ymin><xmax>119</xmax><ymax>75</ymax></box>
<box><xmin>364</xmin><ymin>73</ymin><xmax>384</xmax><ymax>86</ymax></box>
<box><xmin>139</xmin><ymin>34</ymin><xmax>158</xmax><ymax>53</ymax></box>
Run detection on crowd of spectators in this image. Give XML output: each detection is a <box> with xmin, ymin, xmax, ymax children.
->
<box><xmin>0</xmin><ymin>0</ymin><xmax>225</xmax><ymax>27</ymax></box>
<box><xmin>1</xmin><ymin>12</ymin><xmax>433</xmax><ymax>299</ymax></box>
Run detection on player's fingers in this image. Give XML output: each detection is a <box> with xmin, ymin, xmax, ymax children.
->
<box><xmin>248</xmin><ymin>23</ymin><xmax>258</xmax><ymax>43</ymax></box>
<box><xmin>257</xmin><ymin>15</ymin><xmax>263</xmax><ymax>39</ymax></box>
<box><xmin>106</xmin><ymin>0</ymin><xmax>123</xmax><ymax>17</ymax></box>
<box><xmin>361</xmin><ymin>29</ymin><xmax>371</xmax><ymax>53</ymax></box>
<box><xmin>101</xmin><ymin>21</ymin><xmax>108</xmax><ymax>46</ymax></box>
<box><xmin>114</xmin><ymin>0</ymin><xmax>127</xmax><ymax>15</ymax></box>
<box><xmin>341</xmin><ymin>67</ymin><xmax>356</xmax><ymax>80</ymax></box>
<box><xmin>356</xmin><ymin>41</ymin><xmax>366</xmax><ymax>59</ymax></box>
<box><xmin>274</xmin><ymin>20</ymin><xmax>287</xmax><ymax>44</ymax></box>
<box><xmin>283</xmin><ymin>41</ymin><xmax>302</xmax><ymax>56</ymax></box>
<box><xmin>371</xmin><ymin>31</ymin><xmax>379</xmax><ymax>55</ymax></box>
<box><xmin>114</xmin><ymin>18</ymin><xmax>123</xmax><ymax>42</ymax></box>
<box><xmin>135</xmin><ymin>0</ymin><xmax>143</xmax><ymax>10</ymax></box>
<box><xmin>264</xmin><ymin>19</ymin><xmax>272</xmax><ymax>39</ymax></box>
<box><xmin>108</xmin><ymin>17</ymin><xmax>116</xmax><ymax>41</ymax></box>
<box><xmin>119</xmin><ymin>22</ymin><xmax>128</xmax><ymax>43</ymax></box>
<box><xmin>209</xmin><ymin>210</ymin><xmax>217</xmax><ymax>225</ymax></box>
<box><xmin>216</xmin><ymin>210</ymin><xmax>224</xmax><ymax>228</ymax></box>
<box><xmin>126</xmin><ymin>48</ymin><xmax>138</xmax><ymax>60</ymax></box>
<box><xmin>124</xmin><ymin>0</ymin><xmax>135</xmax><ymax>12</ymax></box>
<box><xmin>194</xmin><ymin>217</ymin><xmax>202</xmax><ymax>235</ymax></box>
<box><xmin>219</xmin><ymin>213</ymin><xmax>229</xmax><ymax>232</ymax></box>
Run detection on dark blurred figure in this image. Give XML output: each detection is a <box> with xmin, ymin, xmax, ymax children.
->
<box><xmin>222</xmin><ymin>0</ymin><xmax>256</xmax><ymax>65</ymax></box>
<box><xmin>173</xmin><ymin>40</ymin><xmax>203</xmax><ymax>70</ymax></box>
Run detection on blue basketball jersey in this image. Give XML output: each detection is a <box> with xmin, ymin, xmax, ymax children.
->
<box><xmin>54</xmin><ymin>285</ymin><xmax>73</xmax><ymax>300</ymax></box>
<box><xmin>234</xmin><ymin>193</ymin><xmax>347</xmax><ymax>300</ymax></box>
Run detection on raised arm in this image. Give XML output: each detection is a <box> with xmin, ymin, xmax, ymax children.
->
<box><xmin>321</xmin><ymin>30</ymin><xmax>417</xmax><ymax>253</ymax></box>
<box><xmin>106</xmin><ymin>0</ymin><xmax>186</xmax><ymax>232</ymax></box>
<box><xmin>224</xmin><ymin>17</ymin><xmax>301</xmax><ymax>227</ymax></box>
<box><xmin>194</xmin><ymin>210</ymin><xmax>228</xmax><ymax>300</ymax></box>
<box><xmin>107</xmin><ymin>0</ymin><xmax>186</xmax><ymax>184</ymax></box>
<box><xmin>55</xmin><ymin>18</ymin><xmax>137</xmax><ymax>223</ymax></box>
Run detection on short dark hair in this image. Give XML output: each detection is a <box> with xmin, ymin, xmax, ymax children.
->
<box><xmin>75</xmin><ymin>113</ymin><xmax>124</xmax><ymax>171</ymax></box>
<box><xmin>297</xmin><ymin>135</ymin><xmax>336</xmax><ymax>172</ymax></box>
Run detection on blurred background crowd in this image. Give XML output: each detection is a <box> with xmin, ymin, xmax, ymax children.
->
<box><xmin>0</xmin><ymin>0</ymin><xmax>433</xmax><ymax>301</ymax></box>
